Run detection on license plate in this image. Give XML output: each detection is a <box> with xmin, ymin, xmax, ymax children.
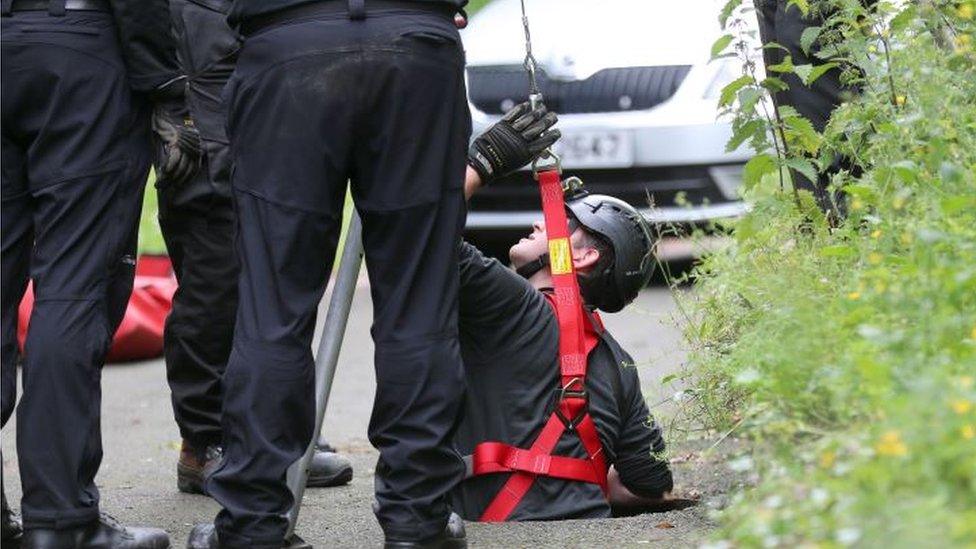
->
<box><xmin>552</xmin><ymin>130</ymin><xmax>634</xmax><ymax>168</ymax></box>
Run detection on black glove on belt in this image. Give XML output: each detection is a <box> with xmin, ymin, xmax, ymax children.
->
<box><xmin>152</xmin><ymin>95</ymin><xmax>202</xmax><ymax>187</ymax></box>
<box><xmin>468</xmin><ymin>101</ymin><xmax>560</xmax><ymax>185</ymax></box>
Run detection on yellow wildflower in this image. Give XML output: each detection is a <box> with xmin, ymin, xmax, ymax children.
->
<box><xmin>895</xmin><ymin>95</ymin><xmax>906</xmax><ymax>107</ymax></box>
<box><xmin>876</xmin><ymin>431</ymin><xmax>908</xmax><ymax>457</ymax></box>
<box><xmin>892</xmin><ymin>197</ymin><xmax>905</xmax><ymax>210</ymax></box>
<box><xmin>958</xmin><ymin>34</ymin><xmax>973</xmax><ymax>52</ymax></box>
<box><xmin>847</xmin><ymin>292</ymin><xmax>861</xmax><ymax>300</ymax></box>
<box><xmin>963</xmin><ymin>425</ymin><xmax>975</xmax><ymax>440</ymax></box>
<box><xmin>871</xmin><ymin>229</ymin><xmax>882</xmax><ymax>239</ymax></box>
<box><xmin>851</xmin><ymin>198</ymin><xmax>864</xmax><ymax>211</ymax></box>
<box><xmin>868</xmin><ymin>253</ymin><xmax>883</xmax><ymax>265</ymax></box>
<box><xmin>951</xmin><ymin>400</ymin><xmax>973</xmax><ymax>415</ymax></box>
<box><xmin>819</xmin><ymin>451</ymin><xmax>836</xmax><ymax>469</ymax></box>
<box><xmin>958</xmin><ymin>4</ymin><xmax>974</xmax><ymax>20</ymax></box>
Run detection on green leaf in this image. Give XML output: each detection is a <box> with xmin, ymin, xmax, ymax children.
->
<box><xmin>711</xmin><ymin>34</ymin><xmax>734</xmax><ymax>59</ymax></box>
<box><xmin>742</xmin><ymin>153</ymin><xmax>777</xmax><ymax>190</ymax></box>
<box><xmin>940</xmin><ymin>195</ymin><xmax>976</xmax><ymax>215</ymax></box>
<box><xmin>738</xmin><ymin>87</ymin><xmax>764</xmax><ymax>113</ymax></box>
<box><xmin>768</xmin><ymin>55</ymin><xmax>795</xmax><ymax>74</ymax></box>
<box><xmin>889</xmin><ymin>5</ymin><xmax>916</xmax><ymax>33</ymax></box>
<box><xmin>719</xmin><ymin>75</ymin><xmax>754</xmax><ymax>107</ymax></box>
<box><xmin>718</xmin><ymin>0</ymin><xmax>744</xmax><ymax>29</ymax></box>
<box><xmin>784</xmin><ymin>157</ymin><xmax>818</xmax><ymax>183</ymax></box>
<box><xmin>890</xmin><ymin>161</ymin><xmax>918</xmax><ymax>184</ymax></box>
<box><xmin>793</xmin><ymin>64</ymin><xmax>813</xmax><ymax>84</ymax></box>
<box><xmin>804</xmin><ymin>63</ymin><xmax>839</xmax><ymax>85</ymax></box>
<box><xmin>727</xmin><ymin>119</ymin><xmax>765</xmax><ymax>152</ymax></box>
<box><xmin>761</xmin><ymin>77</ymin><xmax>789</xmax><ymax>92</ymax></box>
<box><xmin>783</xmin><ymin>115</ymin><xmax>821</xmax><ymax>154</ymax></box>
<box><xmin>843</xmin><ymin>184</ymin><xmax>876</xmax><ymax>200</ymax></box>
<box><xmin>799</xmin><ymin>26</ymin><xmax>822</xmax><ymax>55</ymax></box>
<box><xmin>819</xmin><ymin>244</ymin><xmax>855</xmax><ymax>258</ymax></box>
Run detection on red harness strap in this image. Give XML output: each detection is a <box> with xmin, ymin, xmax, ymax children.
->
<box><xmin>472</xmin><ymin>168</ymin><xmax>610</xmax><ymax>522</ymax></box>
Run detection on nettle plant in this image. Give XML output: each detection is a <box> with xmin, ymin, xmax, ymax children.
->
<box><xmin>674</xmin><ymin>0</ymin><xmax>976</xmax><ymax>545</ymax></box>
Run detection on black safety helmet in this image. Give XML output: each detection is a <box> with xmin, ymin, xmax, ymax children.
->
<box><xmin>566</xmin><ymin>190</ymin><xmax>655</xmax><ymax>313</ymax></box>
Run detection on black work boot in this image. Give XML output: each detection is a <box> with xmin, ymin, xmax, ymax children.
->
<box><xmin>177</xmin><ymin>440</ymin><xmax>223</xmax><ymax>495</ymax></box>
<box><xmin>2</xmin><ymin>487</ymin><xmax>23</xmax><ymax>548</ymax></box>
<box><xmin>306</xmin><ymin>443</ymin><xmax>353</xmax><ymax>488</ymax></box>
<box><xmin>22</xmin><ymin>513</ymin><xmax>170</xmax><ymax>549</ymax></box>
<box><xmin>384</xmin><ymin>513</ymin><xmax>466</xmax><ymax>549</ymax></box>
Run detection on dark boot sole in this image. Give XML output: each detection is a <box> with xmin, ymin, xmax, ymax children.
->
<box><xmin>177</xmin><ymin>463</ymin><xmax>207</xmax><ymax>495</ymax></box>
<box><xmin>306</xmin><ymin>463</ymin><xmax>353</xmax><ymax>488</ymax></box>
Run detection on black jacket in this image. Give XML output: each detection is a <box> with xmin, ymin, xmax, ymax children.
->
<box><xmin>109</xmin><ymin>0</ymin><xmax>182</xmax><ymax>94</ymax></box>
<box><xmin>229</xmin><ymin>0</ymin><xmax>467</xmax><ymax>24</ymax></box>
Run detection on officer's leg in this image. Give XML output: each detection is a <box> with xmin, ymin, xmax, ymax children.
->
<box><xmin>757</xmin><ymin>0</ymin><xmax>851</xmax><ymax>215</ymax></box>
<box><xmin>352</xmin><ymin>13</ymin><xmax>470</xmax><ymax>541</ymax></box>
<box><xmin>205</xmin><ymin>31</ymin><xmax>351</xmax><ymax>545</ymax></box>
<box><xmin>1</xmin><ymin>136</ymin><xmax>31</xmax><ymax>429</ymax></box>
<box><xmin>158</xmin><ymin>167</ymin><xmax>237</xmax><ymax>454</ymax></box>
<box><xmin>2</xmin><ymin>11</ymin><xmax>151</xmax><ymax>527</ymax></box>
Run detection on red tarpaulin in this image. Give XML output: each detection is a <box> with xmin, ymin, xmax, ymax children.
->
<box><xmin>17</xmin><ymin>255</ymin><xmax>177</xmax><ymax>363</ymax></box>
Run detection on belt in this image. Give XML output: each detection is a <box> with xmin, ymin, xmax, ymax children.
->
<box><xmin>6</xmin><ymin>0</ymin><xmax>110</xmax><ymax>11</ymax></box>
<box><xmin>240</xmin><ymin>0</ymin><xmax>455</xmax><ymax>36</ymax></box>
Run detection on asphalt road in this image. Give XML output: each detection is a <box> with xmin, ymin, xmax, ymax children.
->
<box><xmin>2</xmin><ymin>283</ymin><xmax>733</xmax><ymax>548</ymax></box>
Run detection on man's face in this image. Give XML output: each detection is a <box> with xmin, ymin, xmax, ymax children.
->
<box><xmin>509</xmin><ymin>220</ymin><xmax>550</xmax><ymax>269</ymax></box>
<box><xmin>509</xmin><ymin>220</ymin><xmax>598</xmax><ymax>272</ymax></box>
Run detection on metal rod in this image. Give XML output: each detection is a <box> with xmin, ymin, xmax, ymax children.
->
<box><xmin>285</xmin><ymin>211</ymin><xmax>364</xmax><ymax>537</ymax></box>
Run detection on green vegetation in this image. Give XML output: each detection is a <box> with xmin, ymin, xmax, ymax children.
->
<box><xmin>138</xmin><ymin>172</ymin><xmax>167</xmax><ymax>255</ymax></box>
<box><xmin>674</xmin><ymin>0</ymin><xmax>976</xmax><ymax>546</ymax></box>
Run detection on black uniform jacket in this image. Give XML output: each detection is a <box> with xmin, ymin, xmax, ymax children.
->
<box><xmin>450</xmin><ymin>242</ymin><xmax>673</xmax><ymax>521</ymax></box>
<box><xmin>230</xmin><ymin>0</ymin><xmax>468</xmax><ymax>23</ymax></box>
<box><xmin>109</xmin><ymin>0</ymin><xmax>182</xmax><ymax>93</ymax></box>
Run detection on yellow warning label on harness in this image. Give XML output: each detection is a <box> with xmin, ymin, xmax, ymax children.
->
<box><xmin>549</xmin><ymin>238</ymin><xmax>573</xmax><ymax>275</ymax></box>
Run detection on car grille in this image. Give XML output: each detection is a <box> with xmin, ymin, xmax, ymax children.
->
<box><xmin>466</xmin><ymin>65</ymin><xmax>692</xmax><ymax>115</ymax></box>
<box><xmin>471</xmin><ymin>165</ymin><xmax>734</xmax><ymax>213</ymax></box>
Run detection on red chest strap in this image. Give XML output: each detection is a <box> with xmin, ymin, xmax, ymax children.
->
<box><xmin>472</xmin><ymin>169</ymin><xmax>610</xmax><ymax>522</ymax></box>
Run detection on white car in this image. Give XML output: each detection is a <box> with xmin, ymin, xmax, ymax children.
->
<box><xmin>462</xmin><ymin>0</ymin><xmax>751</xmax><ymax>244</ymax></box>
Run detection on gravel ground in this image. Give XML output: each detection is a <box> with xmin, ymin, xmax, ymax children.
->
<box><xmin>2</xmin><ymin>285</ymin><xmax>739</xmax><ymax>548</ymax></box>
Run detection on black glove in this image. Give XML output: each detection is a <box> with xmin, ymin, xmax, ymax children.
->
<box><xmin>151</xmin><ymin>97</ymin><xmax>202</xmax><ymax>187</ymax></box>
<box><xmin>468</xmin><ymin>101</ymin><xmax>560</xmax><ymax>184</ymax></box>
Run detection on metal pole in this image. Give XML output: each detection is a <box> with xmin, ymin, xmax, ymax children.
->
<box><xmin>285</xmin><ymin>211</ymin><xmax>364</xmax><ymax>542</ymax></box>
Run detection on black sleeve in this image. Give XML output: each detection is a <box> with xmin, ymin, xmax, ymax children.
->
<box><xmin>457</xmin><ymin>240</ymin><xmax>550</xmax><ymax>355</ymax></box>
<box><xmin>612</xmin><ymin>352</ymin><xmax>673</xmax><ymax>498</ymax></box>
<box><xmin>110</xmin><ymin>0</ymin><xmax>183</xmax><ymax>94</ymax></box>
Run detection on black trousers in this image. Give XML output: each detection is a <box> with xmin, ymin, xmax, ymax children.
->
<box><xmin>0</xmin><ymin>11</ymin><xmax>150</xmax><ymax>529</ymax></box>
<box><xmin>158</xmin><ymin>0</ymin><xmax>240</xmax><ymax>449</ymax></box>
<box><xmin>756</xmin><ymin>0</ymin><xmax>860</xmax><ymax>214</ymax></box>
<box><xmin>207</xmin><ymin>5</ymin><xmax>470</xmax><ymax>546</ymax></box>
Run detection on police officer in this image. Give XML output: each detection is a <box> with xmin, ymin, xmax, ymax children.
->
<box><xmin>156</xmin><ymin>0</ymin><xmax>352</xmax><ymax>496</ymax></box>
<box><xmin>186</xmin><ymin>0</ymin><xmax>471</xmax><ymax>547</ymax></box>
<box><xmin>1</xmin><ymin>0</ymin><xmax>183</xmax><ymax>546</ymax></box>
<box><xmin>755</xmin><ymin>0</ymin><xmax>871</xmax><ymax>220</ymax></box>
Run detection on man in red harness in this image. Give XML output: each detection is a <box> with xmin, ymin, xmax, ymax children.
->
<box><xmin>455</xmin><ymin>104</ymin><xmax>680</xmax><ymax>521</ymax></box>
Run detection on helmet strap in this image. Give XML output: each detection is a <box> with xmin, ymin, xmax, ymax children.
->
<box><xmin>516</xmin><ymin>252</ymin><xmax>550</xmax><ymax>280</ymax></box>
